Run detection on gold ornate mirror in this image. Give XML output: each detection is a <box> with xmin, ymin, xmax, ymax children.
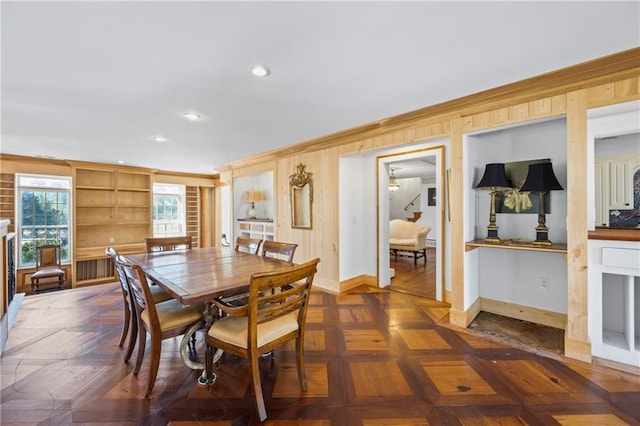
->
<box><xmin>289</xmin><ymin>163</ymin><xmax>313</xmax><ymax>229</ymax></box>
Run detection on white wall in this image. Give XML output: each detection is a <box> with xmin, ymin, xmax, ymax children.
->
<box><xmin>389</xmin><ymin>177</ymin><xmax>421</xmax><ymax>220</ymax></box>
<box><xmin>595</xmin><ymin>133</ymin><xmax>640</xmax><ymax>157</ymax></box>
<box><xmin>465</xmin><ymin>118</ymin><xmax>568</xmax><ymax>313</ymax></box>
<box><xmin>232</xmin><ymin>171</ymin><xmax>274</xmax><ymax>239</ymax></box>
<box><xmin>339</xmin><ymin>155</ymin><xmax>376</xmax><ymax>281</ymax></box>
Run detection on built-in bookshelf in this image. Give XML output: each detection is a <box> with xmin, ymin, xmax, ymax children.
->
<box><xmin>73</xmin><ymin>165</ymin><xmax>152</xmax><ymax>286</ymax></box>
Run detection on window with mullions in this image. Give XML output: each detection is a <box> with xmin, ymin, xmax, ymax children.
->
<box><xmin>153</xmin><ymin>183</ymin><xmax>186</xmax><ymax>237</ymax></box>
<box><xmin>17</xmin><ymin>174</ymin><xmax>72</xmax><ymax>267</ymax></box>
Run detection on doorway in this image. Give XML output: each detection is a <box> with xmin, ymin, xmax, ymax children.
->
<box><xmin>377</xmin><ymin>145</ymin><xmax>445</xmax><ymax>301</ymax></box>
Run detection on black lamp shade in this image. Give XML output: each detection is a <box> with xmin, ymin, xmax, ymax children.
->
<box><xmin>475</xmin><ymin>163</ymin><xmax>511</xmax><ymax>188</ymax></box>
<box><xmin>520</xmin><ymin>163</ymin><xmax>563</xmax><ymax>192</ymax></box>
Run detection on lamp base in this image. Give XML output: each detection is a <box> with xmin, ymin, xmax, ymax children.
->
<box><xmin>483</xmin><ymin>226</ymin><xmax>502</xmax><ymax>244</ymax></box>
<box><xmin>247</xmin><ymin>208</ymin><xmax>257</xmax><ymax>219</ymax></box>
<box><xmin>531</xmin><ymin>228</ymin><xmax>552</xmax><ymax>246</ymax></box>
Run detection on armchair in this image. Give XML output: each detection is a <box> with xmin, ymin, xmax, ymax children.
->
<box><xmin>389</xmin><ymin>219</ymin><xmax>431</xmax><ymax>265</ymax></box>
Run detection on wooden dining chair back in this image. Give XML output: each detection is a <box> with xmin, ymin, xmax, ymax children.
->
<box><xmin>30</xmin><ymin>244</ymin><xmax>65</xmax><ymax>293</ymax></box>
<box><xmin>106</xmin><ymin>247</ymin><xmax>171</xmax><ymax>362</ymax></box>
<box><xmin>235</xmin><ymin>236</ymin><xmax>262</xmax><ymax>255</ymax></box>
<box><xmin>261</xmin><ymin>240</ymin><xmax>298</xmax><ymax>263</ymax></box>
<box><xmin>145</xmin><ymin>235</ymin><xmax>192</xmax><ymax>253</ymax></box>
<box><xmin>206</xmin><ymin>257</ymin><xmax>321</xmax><ymax>421</ymax></box>
<box><xmin>116</xmin><ymin>255</ymin><xmax>205</xmax><ymax>397</ymax></box>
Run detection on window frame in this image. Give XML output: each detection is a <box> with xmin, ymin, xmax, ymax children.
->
<box><xmin>16</xmin><ymin>173</ymin><xmax>72</xmax><ymax>268</ymax></box>
<box><xmin>152</xmin><ymin>183</ymin><xmax>186</xmax><ymax>238</ymax></box>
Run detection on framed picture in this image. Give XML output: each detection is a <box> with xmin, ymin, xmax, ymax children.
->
<box><xmin>494</xmin><ymin>158</ymin><xmax>551</xmax><ymax>214</ymax></box>
<box><xmin>428</xmin><ymin>187</ymin><xmax>436</xmax><ymax>206</ymax></box>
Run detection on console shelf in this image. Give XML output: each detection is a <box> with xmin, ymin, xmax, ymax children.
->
<box><xmin>465</xmin><ymin>239</ymin><xmax>568</xmax><ymax>254</ymax></box>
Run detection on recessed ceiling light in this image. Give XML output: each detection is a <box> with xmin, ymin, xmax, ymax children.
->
<box><xmin>183</xmin><ymin>112</ymin><xmax>202</xmax><ymax>121</ymax></box>
<box><xmin>251</xmin><ymin>64</ymin><xmax>271</xmax><ymax>77</ymax></box>
<box><xmin>117</xmin><ymin>160</ymin><xmax>124</xmax><ymax>164</ymax></box>
<box><xmin>150</xmin><ymin>136</ymin><xmax>168</xmax><ymax>143</ymax></box>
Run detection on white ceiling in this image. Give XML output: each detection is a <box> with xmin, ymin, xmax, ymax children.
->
<box><xmin>2</xmin><ymin>1</ymin><xmax>638</xmax><ymax>175</ymax></box>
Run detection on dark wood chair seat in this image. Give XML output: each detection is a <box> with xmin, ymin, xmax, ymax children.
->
<box><xmin>30</xmin><ymin>244</ymin><xmax>65</xmax><ymax>293</ymax></box>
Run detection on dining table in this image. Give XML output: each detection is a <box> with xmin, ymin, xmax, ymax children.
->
<box><xmin>124</xmin><ymin>245</ymin><xmax>296</xmax><ymax>385</ymax></box>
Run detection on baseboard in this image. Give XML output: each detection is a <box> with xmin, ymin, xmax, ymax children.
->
<box><xmin>593</xmin><ymin>356</ymin><xmax>640</xmax><ymax>376</ymax></box>
<box><xmin>444</xmin><ymin>289</ymin><xmax>452</xmax><ymax>304</ymax></box>
<box><xmin>449</xmin><ymin>297</ymin><xmax>481</xmax><ymax>327</ymax></box>
<box><xmin>312</xmin><ymin>276</ymin><xmax>340</xmax><ymax>294</ymax></box>
<box><xmin>340</xmin><ymin>274</ymin><xmax>377</xmax><ymax>293</ymax></box>
<box><xmin>564</xmin><ymin>337</ymin><xmax>592</xmax><ymax>363</ymax></box>
<box><xmin>479</xmin><ymin>297</ymin><xmax>567</xmax><ymax>330</ymax></box>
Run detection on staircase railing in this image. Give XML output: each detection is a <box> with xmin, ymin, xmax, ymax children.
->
<box><xmin>404</xmin><ymin>194</ymin><xmax>420</xmax><ymax>211</ymax></box>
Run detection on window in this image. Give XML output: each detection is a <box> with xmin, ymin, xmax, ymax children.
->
<box><xmin>153</xmin><ymin>183</ymin><xmax>186</xmax><ymax>237</ymax></box>
<box><xmin>17</xmin><ymin>174</ymin><xmax>72</xmax><ymax>267</ymax></box>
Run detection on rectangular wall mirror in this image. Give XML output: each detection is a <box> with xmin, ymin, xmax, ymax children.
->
<box><xmin>290</xmin><ymin>164</ymin><xmax>313</xmax><ymax>229</ymax></box>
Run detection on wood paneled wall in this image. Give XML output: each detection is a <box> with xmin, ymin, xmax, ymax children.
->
<box><xmin>223</xmin><ymin>48</ymin><xmax>640</xmax><ymax>362</ymax></box>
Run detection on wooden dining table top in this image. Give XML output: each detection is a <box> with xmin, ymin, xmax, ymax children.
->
<box><xmin>124</xmin><ymin>246</ymin><xmax>294</xmax><ymax>305</ymax></box>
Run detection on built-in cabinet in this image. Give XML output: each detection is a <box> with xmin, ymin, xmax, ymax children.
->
<box><xmin>237</xmin><ymin>219</ymin><xmax>274</xmax><ymax>242</ymax></box>
<box><xmin>73</xmin><ymin>165</ymin><xmax>152</xmax><ymax>286</ymax></box>
<box><xmin>588</xmin><ymin>238</ymin><xmax>640</xmax><ymax>371</ymax></box>
<box><xmin>595</xmin><ymin>154</ymin><xmax>639</xmax><ymax>226</ymax></box>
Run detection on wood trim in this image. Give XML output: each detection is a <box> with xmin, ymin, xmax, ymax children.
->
<box><xmin>566</xmin><ymin>88</ymin><xmax>590</xmax><ymax>350</ymax></box>
<box><xmin>312</xmin><ymin>275</ymin><xmax>341</xmax><ymax>294</ymax></box>
<box><xmin>564</xmin><ymin>336</ymin><xmax>592</xmax><ymax>364</ymax></box>
<box><xmin>339</xmin><ymin>274</ymin><xmax>377</xmax><ymax>294</ymax></box>
<box><xmin>479</xmin><ymin>297</ymin><xmax>567</xmax><ymax>330</ymax></box>
<box><xmin>449</xmin><ymin>296</ymin><xmax>481</xmax><ymax>328</ymax></box>
<box><xmin>593</xmin><ymin>356</ymin><xmax>640</xmax><ymax>376</ymax></box>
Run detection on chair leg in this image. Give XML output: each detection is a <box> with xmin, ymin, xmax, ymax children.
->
<box><xmin>250</xmin><ymin>354</ymin><xmax>267</xmax><ymax>422</ymax></box>
<box><xmin>414</xmin><ymin>251</ymin><xmax>418</xmax><ymax>266</ymax></box>
<box><xmin>124</xmin><ymin>310</ymin><xmax>138</xmax><ymax>363</ymax></box>
<box><xmin>118</xmin><ymin>300</ymin><xmax>130</xmax><ymax>347</ymax></box>
<box><xmin>295</xmin><ymin>336</ymin><xmax>308</xmax><ymax>391</ymax></box>
<box><xmin>145</xmin><ymin>336</ymin><xmax>162</xmax><ymax>398</ymax></box>
<box><xmin>133</xmin><ymin>327</ymin><xmax>146</xmax><ymax>375</ymax></box>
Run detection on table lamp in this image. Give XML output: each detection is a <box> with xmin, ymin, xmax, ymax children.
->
<box><xmin>242</xmin><ymin>190</ymin><xmax>264</xmax><ymax>219</ymax></box>
<box><xmin>475</xmin><ymin>163</ymin><xmax>511</xmax><ymax>243</ymax></box>
<box><xmin>519</xmin><ymin>162</ymin><xmax>563</xmax><ymax>246</ymax></box>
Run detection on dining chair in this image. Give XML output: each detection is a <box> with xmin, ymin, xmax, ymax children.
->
<box><xmin>105</xmin><ymin>247</ymin><xmax>172</xmax><ymax>362</ymax></box>
<box><xmin>116</xmin><ymin>255</ymin><xmax>205</xmax><ymax>397</ymax></box>
<box><xmin>30</xmin><ymin>244</ymin><xmax>65</xmax><ymax>293</ymax></box>
<box><xmin>145</xmin><ymin>235</ymin><xmax>192</xmax><ymax>253</ymax></box>
<box><xmin>235</xmin><ymin>236</ymin><xmax>262</xmax><ymax>255</ymax></box>
<box><xmin>261</xmin><ymin>240</ymin><xmax>298</xmax><ymax>263</ymax></box>
<box><xmin>205</xmin><ymin>257</ymin><xmax>320</xmax><ymax>422</ymax></box>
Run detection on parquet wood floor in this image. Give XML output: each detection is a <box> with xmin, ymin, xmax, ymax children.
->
<box><xmin>2</xmin><ymin>282</ymin><xmax>639</xmax><ymax>425</ymax></box>
<box><xmin>389</xmin><ymin>247</ymin><xmax>436</xmax><ymax>299</ymax></box>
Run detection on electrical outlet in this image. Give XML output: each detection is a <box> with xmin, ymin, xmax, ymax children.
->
<box><xmin>538</xmin><ymin>277</ymin><xmax>550</xmax><ymax>291</ymax></box>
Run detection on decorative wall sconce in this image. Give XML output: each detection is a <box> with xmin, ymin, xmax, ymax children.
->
<box><xmin>389</xmin><ymin>168</ymin><xmax>400</xmax><ymax>192</ymax></box>
<box><xmin>519</xmin><ymin>162</ymin><xmax>564</xmax><ymax>245</ymax></box>
<box><xmin>242</xmin><ymin>189</ymin><xmax>264</xmax><ymax>219</ymax></box>
<box><xmin>475</xmin><ymin>163</ymin><xmax>511</xmax><ymax>243</ymax></box>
